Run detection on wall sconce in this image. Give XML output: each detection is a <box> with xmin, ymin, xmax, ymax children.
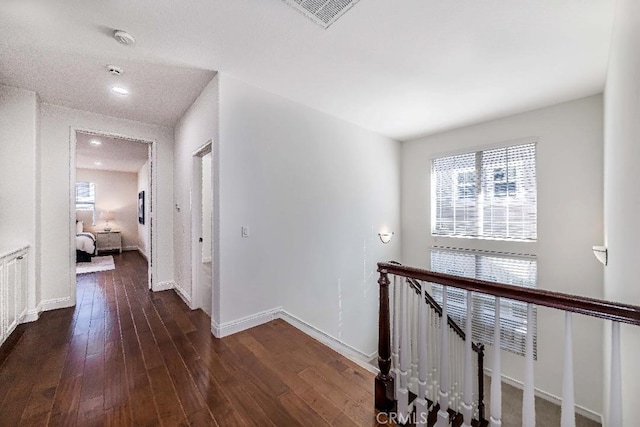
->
<box><xmin>592</xmin><ymin>246</ymin><xmax>608</xmax><ymax>266</ymax></box>
<box><xmin>378</xmin><ymin>232</ymin><xmax>394</xmax><ymax>244</ymax></box>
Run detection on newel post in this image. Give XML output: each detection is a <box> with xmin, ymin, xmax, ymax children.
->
<box><xmin>375</xmin><ymin>268</ymin><xmax>394</xmax><ymax>412</ymax></box>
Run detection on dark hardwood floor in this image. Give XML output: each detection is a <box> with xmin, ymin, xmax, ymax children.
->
<box><xmin>0</xmin><ymin>251</ymin><xmax>382</xmax><ymax>426</ymax></box>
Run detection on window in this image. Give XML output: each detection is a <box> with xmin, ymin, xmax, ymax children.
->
<box><xmin>455</xmin><ymin>170</ymin><xmax>476</xmax><ymax>200</ymax></box>
<box><xmin>430</xmin><ymin>248</ymin><xmax>537</xmax><ymax>357</ymax></box>
<box><xmin>75</xmin><ymin>182</ymin><xmax>96</xmax><ymax>224</ymax></box>
<box><xmin>432</xmin><ymin>141</ymin><xmax>537</xmax><ymax>240</ymax></box>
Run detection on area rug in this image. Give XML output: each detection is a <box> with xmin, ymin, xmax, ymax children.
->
<box><xmin>76</xmin><ymin>256</ymin><xmax>115</xmax><ymax>275</ymax></box>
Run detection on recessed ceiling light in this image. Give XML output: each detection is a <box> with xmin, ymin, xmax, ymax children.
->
<box><xmin>90</xmin><ymin>139</ymin><xmax>102</xmax><ymax>146</ymax></box>
<box><xmin>113</xmin><ymin>30</ymin><xmax>135</xmax><ymax>46</ymax></box>
<box><xmin>94</xmin><ymin>161</ymin><xmax>103</xmax><ymax>166</ymax></box>
<box><xmin>111</xmin><ymin>86</ymin><xmax>129</xmax><ymax>95</ymax></box>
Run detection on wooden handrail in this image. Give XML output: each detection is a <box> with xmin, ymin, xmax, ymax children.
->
<box><xmin>378</xmin><ymin>262</ymin><xmax>640</xmax><ymax>326</ymax></box>
<box><xmin>404</xmin><ymin>276</ymin><xmax>483</xmax><ymax>353</ymax></box>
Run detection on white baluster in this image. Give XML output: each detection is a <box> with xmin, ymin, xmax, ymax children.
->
<box><xmin>436</xmin><ymin>286</ymin><xmax>450</xmax><ymax>426</ymax></box>
<box><xmin>461</xmin><ymin>291</ymin><xmax>473</xmax><ymax>427</ymax></box>
<box><xmin>427</xmin><ymin>307</ymin><xmax>435</xmax><ymax>402</ymax></box>
<box><xmin>456</xmin><ymin>337</ymin><xmax>462</xmax><ymax>410</ymax></box>
<box><xmin>435</xmin><ymin>309</ymin><xmax>441</xmax><ymax>401</ymax></box>
<box><xmin>490</xmin><ymin>297</ymin><xmax>502</xmax><ymax>427</ymax></box>
<box><xmin>411</xmin><ymin>287</ymin><xmax>419</xmax><ymax>391</ymax></box>
<box><xmin>561</xmin><ymin>312</ymin><xmax>575</xmax><ymax>427</ymax></box>
<box><xmin>398</xmin><ymin>278</ymin><xmax>410</xmax><ymax>421</ymax></box>
<box><xmin>522</xmin><ymin>303</ymin><xmax>535</xmax><ymax>427</ymax></box>
<box><xmin>392</xmin><ymin>276</ymin><xmax>400</xmax><ymax>399</ymax></box>
<box><xmin>608</xmin><ymin>321</ymin><xmax>622</xmax><ymax>427</ymax></box>
<box><xmin>415</xmin><ymin>282</ymin><xmax>429</xmax><ymax>426</ymax></box>
<box><xmin>453</xmin><ymin>333</ymin><xmax>459</xmax><ymax>410</ymax></box>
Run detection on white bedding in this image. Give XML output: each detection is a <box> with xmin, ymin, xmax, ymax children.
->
<box><xmin>76</xmin><ymin>232</ymin><xmax>96</xmax><ymax>254</ymax></box>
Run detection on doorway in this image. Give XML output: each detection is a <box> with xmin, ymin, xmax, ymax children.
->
<box><xmin>191</xmin><ymin>141</ymin><xmax>213</xmax><ymax>316</ymax></box>
<box><xmin>70</xmin><ymin>129</ymin><xmax>156</xmax><ymax>301</ymax></box>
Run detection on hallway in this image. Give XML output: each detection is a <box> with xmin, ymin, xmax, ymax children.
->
<box><xmin>0</xmin><ymin>252</ymin><xmax>377</xmax><ymax>426</ymax></box>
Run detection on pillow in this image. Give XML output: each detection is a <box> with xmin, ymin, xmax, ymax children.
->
<box><xmin>76</xmin><ymin>221</ymin><xmax>83</xmax><ymax>234</ymax></box>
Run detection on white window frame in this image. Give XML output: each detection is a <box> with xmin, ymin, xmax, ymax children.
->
<box><xmin>454</xmin><ymin>168</ymin><xmax>477</xmax><ymax>201</ymax></box>
<box><xmin>75</xmin><ymin>182</ymin><xmax>96</xmax><ymax>225</ymax></box>
<box><xmin>430</xmin><ymin>247</ymin><xmax>537</xmax><ymax>358</ymax></box>
<box><xmin>431</xmin><ymin>138</ymin><xmax>537</xmax><ymax>241</ymax></box>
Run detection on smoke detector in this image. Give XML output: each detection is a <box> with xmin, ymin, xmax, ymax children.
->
<box><xmin>107</xmin><ymin>65</ymin><xmax>123</xmax><ymax>76</ymax></box>
<box><xmin>113</xmin><ymin>30</ymin><xmax>135</xmax><ymax>46</ymax></box>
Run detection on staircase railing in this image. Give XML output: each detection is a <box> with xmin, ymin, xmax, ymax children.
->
<box><xmin>387</xmin><ymin>260</ymin><xmax>485</xmax><ymax>425</ymax></box>
<box><xmin>375</xmin><ymin>261</ymin><xmax>640</xmax><ymax>427</ymax></box>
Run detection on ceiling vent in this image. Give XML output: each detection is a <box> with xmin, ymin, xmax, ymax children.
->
<box><xmin>281</xmin><ymin>0</ymin><xmax>361</xmax><ymax>29</ymax></box>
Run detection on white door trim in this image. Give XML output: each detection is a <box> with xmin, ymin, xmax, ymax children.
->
<box><xmin>69</xmin><ymin>127</ymin><xmax>157</xmax><ymax>305</ymax></box>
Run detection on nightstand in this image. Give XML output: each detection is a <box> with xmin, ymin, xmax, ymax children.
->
<box><xmin>96</xmin><ymin>230</ymin><xmax>122</xmax><ymax>254</ymax></box>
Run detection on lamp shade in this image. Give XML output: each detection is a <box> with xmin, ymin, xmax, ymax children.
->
<box><xmin>100</xmin><ymin>211</ymin><xmax>116</xmax><ymax>221</ymax></box>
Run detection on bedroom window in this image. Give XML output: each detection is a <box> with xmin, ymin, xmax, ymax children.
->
<box><xmin>432</xmin><ymin>141</ymin><xmax>537</xmax><ymax>240</ymax></box>
<box><xmin>75</xmin><ymin>182</ymin><xmax>96</xmax><ymax>224</ymax></box>
<box><xmin>430</xmin><ymin>247</ymin><xmax>537</xmax><ymax>357</ymax></box>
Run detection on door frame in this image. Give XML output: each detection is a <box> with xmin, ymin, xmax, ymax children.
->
<box><xmin>69</xmin><ymin>128</ymin><xmax>157</xmax><ymax>304</ymax></box>
<box><xmin>190</xmin><ymin>140</ymin><xmax>214</xmax><ymax>314</ymax></box>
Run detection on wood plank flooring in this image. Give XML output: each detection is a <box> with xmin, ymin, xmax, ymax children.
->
<box><xmin>0</xmin><ymin>252</ymin><xmax>383</xmax><ymax>426</ymax></box>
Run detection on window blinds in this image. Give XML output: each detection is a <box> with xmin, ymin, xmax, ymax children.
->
<box><xmin>432</xmin><ymin>142</ymin><xmax>537</xmax><ymax>240</ymax></box>
<box><xmin>75</xmin><ymin>182</ymin><xmax>95</xmax><ymax>211</ymax></box>
<box><xmin>430</xmin><ymin>248</ymin><xmax>537</xmax><ymax>357</ymax></box>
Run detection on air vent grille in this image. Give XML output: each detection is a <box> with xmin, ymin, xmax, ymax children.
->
<box><xmin>281</xmin><ymin>0</ymin><xmax>360</xmax><ymax>29</ymax></box>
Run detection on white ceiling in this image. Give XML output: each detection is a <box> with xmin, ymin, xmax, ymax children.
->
<box><xmin>76</xmin><ymin>132</ymin><xmax>148</xmax><ymax>173</ymax></box>
<box><xmin>0</xmin><ymin>0</ymin><xmax>614</xmax><ymax>140</ymax></box>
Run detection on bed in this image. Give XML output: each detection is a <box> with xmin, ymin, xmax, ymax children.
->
<box><xmin>76</xmin><ymin>221</ymin><xmax>96</xmax><ymax>263</ymax></box>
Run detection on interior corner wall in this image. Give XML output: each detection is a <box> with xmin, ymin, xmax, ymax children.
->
<box><xmin>0</xmin><ymin>84</ymin><xmax>39</xmax><ymax>314</ymax></box>
<box><xmin>137</xmin><ymin>159</ymin><xmax>150</xmax><ymax>259</ymax></box>
<box><xmin>217</xmin><ymin>74</ymin><xmax>401</xmax><ymax>355</ymax></box>
<box><xmin>39</xmin><ymin>104</ymin><xmax>174</xmax><ymax>306</ymax></box>
<box><xmin>76</xmin><ymin>168</ymin><xmax>140</xmax><ymax>250</ymax></box>
<box><xmin>402</xmin><ymin>95</ymin><xmax>605</xmax><ymax>415</ymax></box>
<box><xmin>603</xmin><ymin>0</ymin><xmax>640</xmax><ymax>424</ymax></box>
<box><xmin>173</xmin><ymin>74</ymin><xmax>220</xmax><ymax>318</ymax></box>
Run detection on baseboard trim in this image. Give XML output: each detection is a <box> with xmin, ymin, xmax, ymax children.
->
<box><xmin>153</xmin><ymin>280</ymin><xmax>175</xmax><ymax>292</ymax></box>
<box><xmin>484</xmin><ymin>368</ymin><xmax>602</xmax><ymax>423</ymax></box>
<box><xmin>41</xmin><ymin>297</ymin><xmax>73</xmax><ymax>312</ymax></box>
<box><xmin>22</xmin><ymin>306</ymin><xmax>42</xmax><ymax>323</ymax></box>
<box><xmin>137</xmin><ymin>248</ymin><xmax>149</xmax><ymax>261</ymax></box>
<box><xmin>122</xmin><ymin>245</ymin><xmax>138</xmax><ymax>252</ymax></box>
<box><xmin>206</xmin><ymin>306</ymin><xmax>377</xmax><ymax>373</ymax></box>
<box><xmin>211</xmin><ymin>307</ymin><xmax>282</xmax><ymax>338</ymax></box>
<box><xmin>22</xmin><ymin>297</ymin><xmax>74</xmax><ymax>323</ymax></box>
<box><xmin>278</xmin><ymin>310</ymin><xmax>378</xmax><ymax>373</ymax></box>
<box><xmin>173</xmin><ymin>282</ymin><xmax>192</xmax><ymax>308</ymax></box>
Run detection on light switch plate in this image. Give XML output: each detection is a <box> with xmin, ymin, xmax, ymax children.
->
<box><xmin>241</xmin><ymin>226</ymin><xmax>249</xmax><ymax>238</ymax></box>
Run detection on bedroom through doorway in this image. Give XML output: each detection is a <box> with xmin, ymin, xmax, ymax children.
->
<box><xmin>71</xmin><ymin>130</ymin><xmax>155</xmax><ymax>291</ymax></box>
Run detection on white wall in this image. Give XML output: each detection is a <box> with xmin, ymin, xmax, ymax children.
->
<box><xmin>39</xmin><ymin>104</ymin><xmax>174</xmax><ymax>306</ymax></box>
<box><xmin>76</xmin><ymin>168</ymin><xmax>139</xmax><ymax>250</ymax></box>
<box><xmin>173</xmin><ymin>75</ymin><xmax>220</xmax><ymax>317</ymax></box>
<box><xmin>137</xmin><ymin>159</ymin><xmax>150</xmax><ymax>258</ymax></box>
<box><xmin>402</xmin><ymin>95</ymin><xmax>604</xmax><ymax>415</ymax></box>
<box><xmin>217</xmin><ymin>75</ymin><xmax>401</xmax><ymax>355</ymax></box>
<box><xmin>603</xmin><ymin>0</ymin><xmax>640</xmax><ymax>424</ymax></box>
<box><xmin>0</xmin><ymin>84</ymin><xmax>39</xmax><ymax>315</ymax></box>
<box><xmin>173</xmin><ymin>74</ymin><xmax>401</xmax><ymax>355</ymax></box>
